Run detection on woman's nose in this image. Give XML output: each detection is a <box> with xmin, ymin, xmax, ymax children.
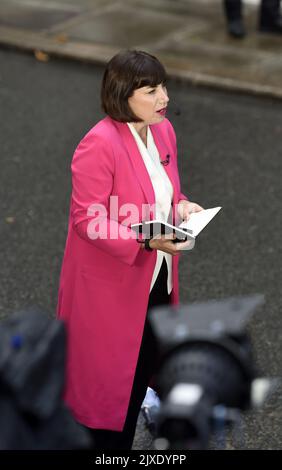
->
<box><xmin>159</xmin><ymin>89</ymin><xmax>169</xmax><ymax>103</ymax></box>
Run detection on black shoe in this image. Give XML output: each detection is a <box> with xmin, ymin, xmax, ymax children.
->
<box><xmin>227</xmin><ymin>19</ymin><xmax>246</xmax><ymax>39</ymax></box>
<box><xmin>259</xmin><ymin>16</ymin><xmax>282</xmax><ymax>34</ymax></box>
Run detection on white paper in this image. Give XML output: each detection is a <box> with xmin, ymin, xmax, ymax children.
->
<box><xmin>179</xmin><ymin>207</ymin><xmax>222</xmax><ymax>237</ymax></box>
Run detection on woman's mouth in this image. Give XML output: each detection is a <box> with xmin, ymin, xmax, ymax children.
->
<box><xmin>156</xmin><ymin>107</ymin><xmax>167</xmax><ymax>116</ymax></box>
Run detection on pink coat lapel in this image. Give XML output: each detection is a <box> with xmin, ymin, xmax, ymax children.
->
<box><xmin>113</xmin><ymin>120</ymin><xmax>155</xmax><ymax>207</ymax></box>
<box><xmin>112</xmin><ymin>119</ymin><xmax>178</xmax><ymax>210</ymax></box>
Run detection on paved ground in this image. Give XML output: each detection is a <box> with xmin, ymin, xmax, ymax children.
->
<box><xmin>0</xmin><ymin>0</ymin><xmax>282</xmax><ymax>98</ymax></box>
<box><xmin>0</xmin><ymin>47</ymin><xmax>281</xmax><ymax>449</ymax></box>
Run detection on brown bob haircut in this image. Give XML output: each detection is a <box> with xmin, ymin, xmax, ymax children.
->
<box><xmin>101</xmin><ymin>50</ymin><xmax>167</xmax><ymax>123</ymax></box>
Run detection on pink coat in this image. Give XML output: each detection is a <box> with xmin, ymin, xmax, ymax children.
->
<box><xmin>56</xmin><ymin>116</ymin><xmax>188</xmax><ymax>431</ymax></box>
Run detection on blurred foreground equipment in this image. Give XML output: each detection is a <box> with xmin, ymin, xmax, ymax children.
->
<box><xmin>148</xmin><ymin>295</ymin><xmax>278</xmax><ymax>450</ymax></box>
<box><xmin>0</xmin><ymin>307</ymin><xmax>91</xmax><ymax>450</ymax></box>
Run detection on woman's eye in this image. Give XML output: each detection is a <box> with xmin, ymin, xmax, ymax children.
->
<box><xmin>148</xmin><ymin>89</ymin><xmax>156</xmax><ymax>94</ymax></box>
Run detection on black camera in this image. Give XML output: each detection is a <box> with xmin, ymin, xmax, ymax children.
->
<box><xmin>147</xmin><ymin>295</ymin><xmax>278</xmax><ymax>450</ymax></box>
<box><xmin>0</xmin><ymin>307</ymin><xmax>91</xmax><ymax>450</ymax></box>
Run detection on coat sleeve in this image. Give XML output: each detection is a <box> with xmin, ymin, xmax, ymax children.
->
<box><xmin>71</xmin><ymin>131</ymin><xmax>141</xmax><ymax>266</ymax></box>
<box><xmin>166</xmin><ymin>119</ymin><xmax>189</xmax><ymax>203</ymax></box>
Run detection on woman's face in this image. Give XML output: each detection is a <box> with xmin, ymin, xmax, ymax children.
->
<box><xmin>128</xmin><ymin>83</ymin><xmax>169</xmax><ymax>125</ymax></box>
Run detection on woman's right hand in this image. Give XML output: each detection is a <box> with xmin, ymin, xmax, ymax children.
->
<box><xmin>148</xmin><ymin>234</ymin><xmax>193</xmax><ymax>255</ymax></box>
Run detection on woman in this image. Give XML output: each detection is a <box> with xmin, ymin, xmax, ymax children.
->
<box><xmin>57</xmin><ymin>50</ymin><xmax>203</xmax><ymax>450</ymax></box>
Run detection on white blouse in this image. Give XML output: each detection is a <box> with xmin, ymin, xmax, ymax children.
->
<box><xmin>127</xmin><ymin>123</ymin><xmax>173</xmax><ymax>294</ymax></box>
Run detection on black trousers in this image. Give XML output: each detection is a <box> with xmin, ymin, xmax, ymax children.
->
<box><xmin>84</xmin><ymin>258</ymin><xmax>170</xmax><ymax>450</ymax></box>
<box><xmin>223</xmin><ymin>0</ymin><xmax>281</xmax><ymax>23</ymax></box>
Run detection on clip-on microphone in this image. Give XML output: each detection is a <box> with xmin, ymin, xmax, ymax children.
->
<box><xmin>161</xmin><ymin>154</ymin><xmax>170</xmax><ymax>166</ymax></box>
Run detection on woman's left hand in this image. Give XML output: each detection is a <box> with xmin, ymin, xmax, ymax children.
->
<box><xmin>177</xmin><ymin>200</ymin><xmax>204</xmax><ymax>221</ymax></box>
